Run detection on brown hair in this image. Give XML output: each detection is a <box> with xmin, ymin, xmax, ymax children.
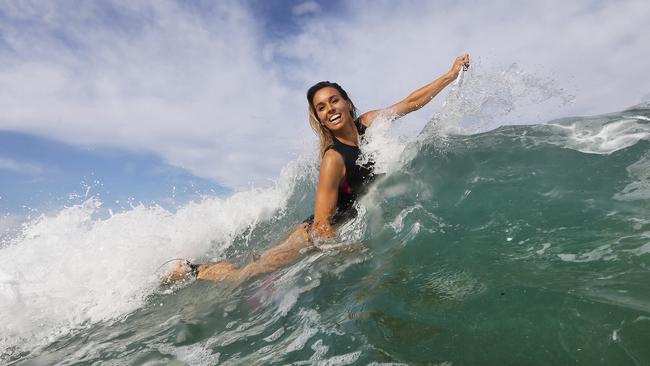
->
<box><xmin>306</xmin><ymin>81</ymin><xmax>358</xmax><ymax>158</ymax></box>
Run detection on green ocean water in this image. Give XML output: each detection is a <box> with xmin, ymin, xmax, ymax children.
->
<box><xmin>4</xmin><ymin>104</ymin><xmax>649</xmax><ymax>365</ymax></box>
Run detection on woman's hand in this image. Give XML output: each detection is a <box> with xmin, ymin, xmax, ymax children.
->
<box><xmin>311</xmin><ymin>221</ymin><xmax>337</xmax><ymax>239</ymax></box>
<box><xmin>448</xmin><ymin>53</ymin><xmax>470</xmax><ymax>79</ymax></box>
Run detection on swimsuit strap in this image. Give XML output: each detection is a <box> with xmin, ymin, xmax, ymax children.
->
<box><xmin>323</xmin><ymin>144</ymin><xmax>335</xmax><ymax>154</ymax></box>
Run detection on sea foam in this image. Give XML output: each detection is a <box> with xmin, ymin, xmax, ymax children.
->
<box><xmin>0</xmin><ymin>157</ymin><xmax>312</xmax><ymax>357</ymax></box>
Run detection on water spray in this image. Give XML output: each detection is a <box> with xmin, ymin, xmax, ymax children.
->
<box><xmin>453</xmin><ymin>62</ymin><xmax>470</xmax><ymax>87</ymax></box>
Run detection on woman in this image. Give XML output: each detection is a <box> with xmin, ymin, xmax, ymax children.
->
<box><xmin>166</xmin><ymin>54</ymin><xmax>470</xmax><ymax>284</ymax></box>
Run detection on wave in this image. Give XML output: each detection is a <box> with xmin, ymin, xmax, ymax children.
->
<box><xmin>0</xmin><ymin>156</ymin><xmax>318</xmax><ymax>360</ymax></box>
<box><xmin>2</xmin><ymin>66</ymin><xmax>649</xmax><ymax>364</ymax></box>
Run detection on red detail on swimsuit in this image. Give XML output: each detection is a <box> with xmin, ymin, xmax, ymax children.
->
<box><xmin>339</xmin><ymin>177</ymin><xmax>353</xmax><ymax>194</ymax></box>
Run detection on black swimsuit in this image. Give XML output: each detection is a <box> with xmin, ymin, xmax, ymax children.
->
<box><xmin>304</xmin><ymin>119</ymin><xmax>376</xmax><ymax>226</ymax></box>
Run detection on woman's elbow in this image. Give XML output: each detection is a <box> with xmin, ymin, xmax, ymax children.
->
<box><xmin>399</xmin><ymin>101</ymin><xmax>421</xmax><ymax>116</ymax></box>
<box><xmin>390</xmin><ymin>101</ymin><xmax>418</xmax><ymax>118</ymax></box>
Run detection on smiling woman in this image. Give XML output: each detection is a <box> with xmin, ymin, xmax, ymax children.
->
<box><xmin>165</xmin><ymin>53</ymin><xmax>471</xmax><ymax>284</ymax></box>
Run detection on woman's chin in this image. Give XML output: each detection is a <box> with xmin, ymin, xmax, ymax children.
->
<box><xmin>326</xmin><ymin>119</ymin><xmax>352</xmax><ymax>131</ymax></box>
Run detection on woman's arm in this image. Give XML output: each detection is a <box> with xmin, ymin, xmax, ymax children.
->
<box><xmin>312</xmin><ymin>149</ymin><xmax>345</xmax><ymax>238</ymax></box>
<box><xmin>360</xmin><ymin>53</ymin><xmax>470</xmax><ymax>127</ymax></box>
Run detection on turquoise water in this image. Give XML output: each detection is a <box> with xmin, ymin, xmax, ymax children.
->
<box><xmin>2</xmin><ymin>97</ymin><xmax>650</xmax><ymax>364</ymax></box>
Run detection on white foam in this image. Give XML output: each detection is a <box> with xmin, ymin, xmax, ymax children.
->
<box><xmin>535</xmin><ymin>243</ymin><xmax>552</xmax><ymax>255</ymax></box>
<box><xmin>284</xmin><ymin>312</ymin><xmax>319</xmax><ymax>353</ymax></box>
<box><xmin>315</xmin><ymin>349</ymin><xmax>361</xmax><ymax>366</ymax></box>
<box><xmin>547</xmin><ymin>117</ymin><xmax>650</xmax><ymax>155</ymax></box>
<box><xmin>420</xmin><ymin>62</ymin><xmax>574</xmax><ymax>142</ymax></box>
<box><xmin>263</xmin><ymin>326</ymin><xmax>285</xmax><ymax>342</ymax></box>
<box><xmin>389</xmin><ymin>204</ymin><xmax>424</xmax><ymax>233</ymax></box>
<box><xmin>0</xmin><ymin>213</ymin><xmax>25</xmax><ymax>248</ymax></box>
<box><xmin>275</xmin><ymin>275</ymin><xmax>322</xmax><ymax>317</ymax></box>
<box><xmin>634</xmin><ymin>316</ymin><xmax>650</xmax><ymax>323</ymax></box>
<box><xmin>0</xmin><ymin>156</ymin><xmax>311</xmax><ymax>356</ymax></box>
<box><xmin>625</xmin><ymin>243</ymin><xmax>650</xmax><ymax>256</ymax></box>
<box><xmin>156</xmin><ymin>342</ymin><xmax>221</xmax><ymax>366</ymax></box>
<box><xmin>614</xmin><ymin>153</ymin><xmax>650</xmax><ymax>201</ymax></box>
<box><xmin>557</xmin><ymin>244</ymin><xmax>617</xmax><ymax>263</ymax></box>
<box><xmin>358</xmin><ymin>111</ymin><xmax>409</xmax><ymax>175</ymax></box>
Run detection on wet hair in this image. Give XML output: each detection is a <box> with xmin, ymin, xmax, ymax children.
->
<box><xmin>306</xmin><ymin>81</ymin><xmax>358</xmax><ymax>158</ymax></box>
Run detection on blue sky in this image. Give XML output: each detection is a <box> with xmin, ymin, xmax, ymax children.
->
<box><xmin>0</xmin><ymin>131</ymin><xmax>227</xmax><ymax>214</ymax></box>
<box><xmin>1</xmin><ymin>0</ymin><xmax>649</xmax><ymax>218</ymax></box>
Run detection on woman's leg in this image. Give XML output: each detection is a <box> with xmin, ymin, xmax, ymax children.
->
<box><xmin>165</xmin><ymin>223</ymin><xmax>313</xmax><ymax>283</ymax></box>
<box><xmin>232</xmin><ymin>223</ymin><xmax>313</xmax><ymax>282</ymax></box>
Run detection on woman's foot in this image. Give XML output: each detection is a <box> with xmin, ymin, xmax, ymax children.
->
<box><xmin>161</xmin><ymin>260</ymin><xmax>194</xmax><ymax>284</ymax></box>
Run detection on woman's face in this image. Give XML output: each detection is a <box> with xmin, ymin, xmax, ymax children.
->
<box><xmin>312</xmin><ymin>87</ymin><xmax>353</xmax><ymax>132</ymax></box>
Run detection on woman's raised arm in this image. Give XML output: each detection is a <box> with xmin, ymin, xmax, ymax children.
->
<box><xmin>359</xmin><ymin>53</ymin><xmax>470</xmax><ymax>127</ymax></box>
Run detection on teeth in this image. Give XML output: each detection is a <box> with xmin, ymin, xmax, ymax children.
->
<box><xmin>329</xmin><ymin>114</ymin><xmax>341</xmax><ymax>122</ymax></box>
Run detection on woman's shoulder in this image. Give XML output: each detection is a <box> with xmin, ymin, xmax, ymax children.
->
<box><xmin>322</xmin><ymin>146</ymin><xmax>344</xmax><ymax>163</ymax></box>
<box><xmin>319</xmin><ymin>148</ymin><xmax>345</xmax><ymax>178</ymax></box>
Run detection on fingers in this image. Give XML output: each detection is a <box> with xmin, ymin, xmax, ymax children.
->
<box><xmin>459</xmin><ymin>53</ymin><xmax>470</xmax><ymax>71</ymax></box>
<box><xmin>450</xmin><ymin>53</ymin><xmax>471</xmax><ymax>76</ymax></box>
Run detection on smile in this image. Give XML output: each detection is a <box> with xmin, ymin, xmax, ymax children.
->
<box><xmin>329</xmin><ymin>114</ymin><xmax>341</xmax><ymax>123</ymax></box>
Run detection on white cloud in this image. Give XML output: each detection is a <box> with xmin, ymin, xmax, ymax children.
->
<box><xmin>0</xmin><ymin>1</ymin><xmax>308</xmax><ymax>190</ymax></box>
<box><xmin>275</xmin><ymin>0</ymin><xmax>649</xmax><ymax>120</ymax></box>
<box><xmin>292</xmin><ymin>1</ymin><xmax>321</xmax><ymax>17</ymax></box>
<box><xmin>1</xmin><ymin>0</ymin><xmax>648</xmax><ymax>190</ymax></box>
<box><xmin>0</xmin><ymin>157</ymin><xmax>44</xmax><ymax>175</ymax></box>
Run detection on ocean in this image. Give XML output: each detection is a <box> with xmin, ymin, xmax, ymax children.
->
<box><xmin>1</xmin><ymin>68</ymin><xmax>649</xmax><ymax>365</ymax></box>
